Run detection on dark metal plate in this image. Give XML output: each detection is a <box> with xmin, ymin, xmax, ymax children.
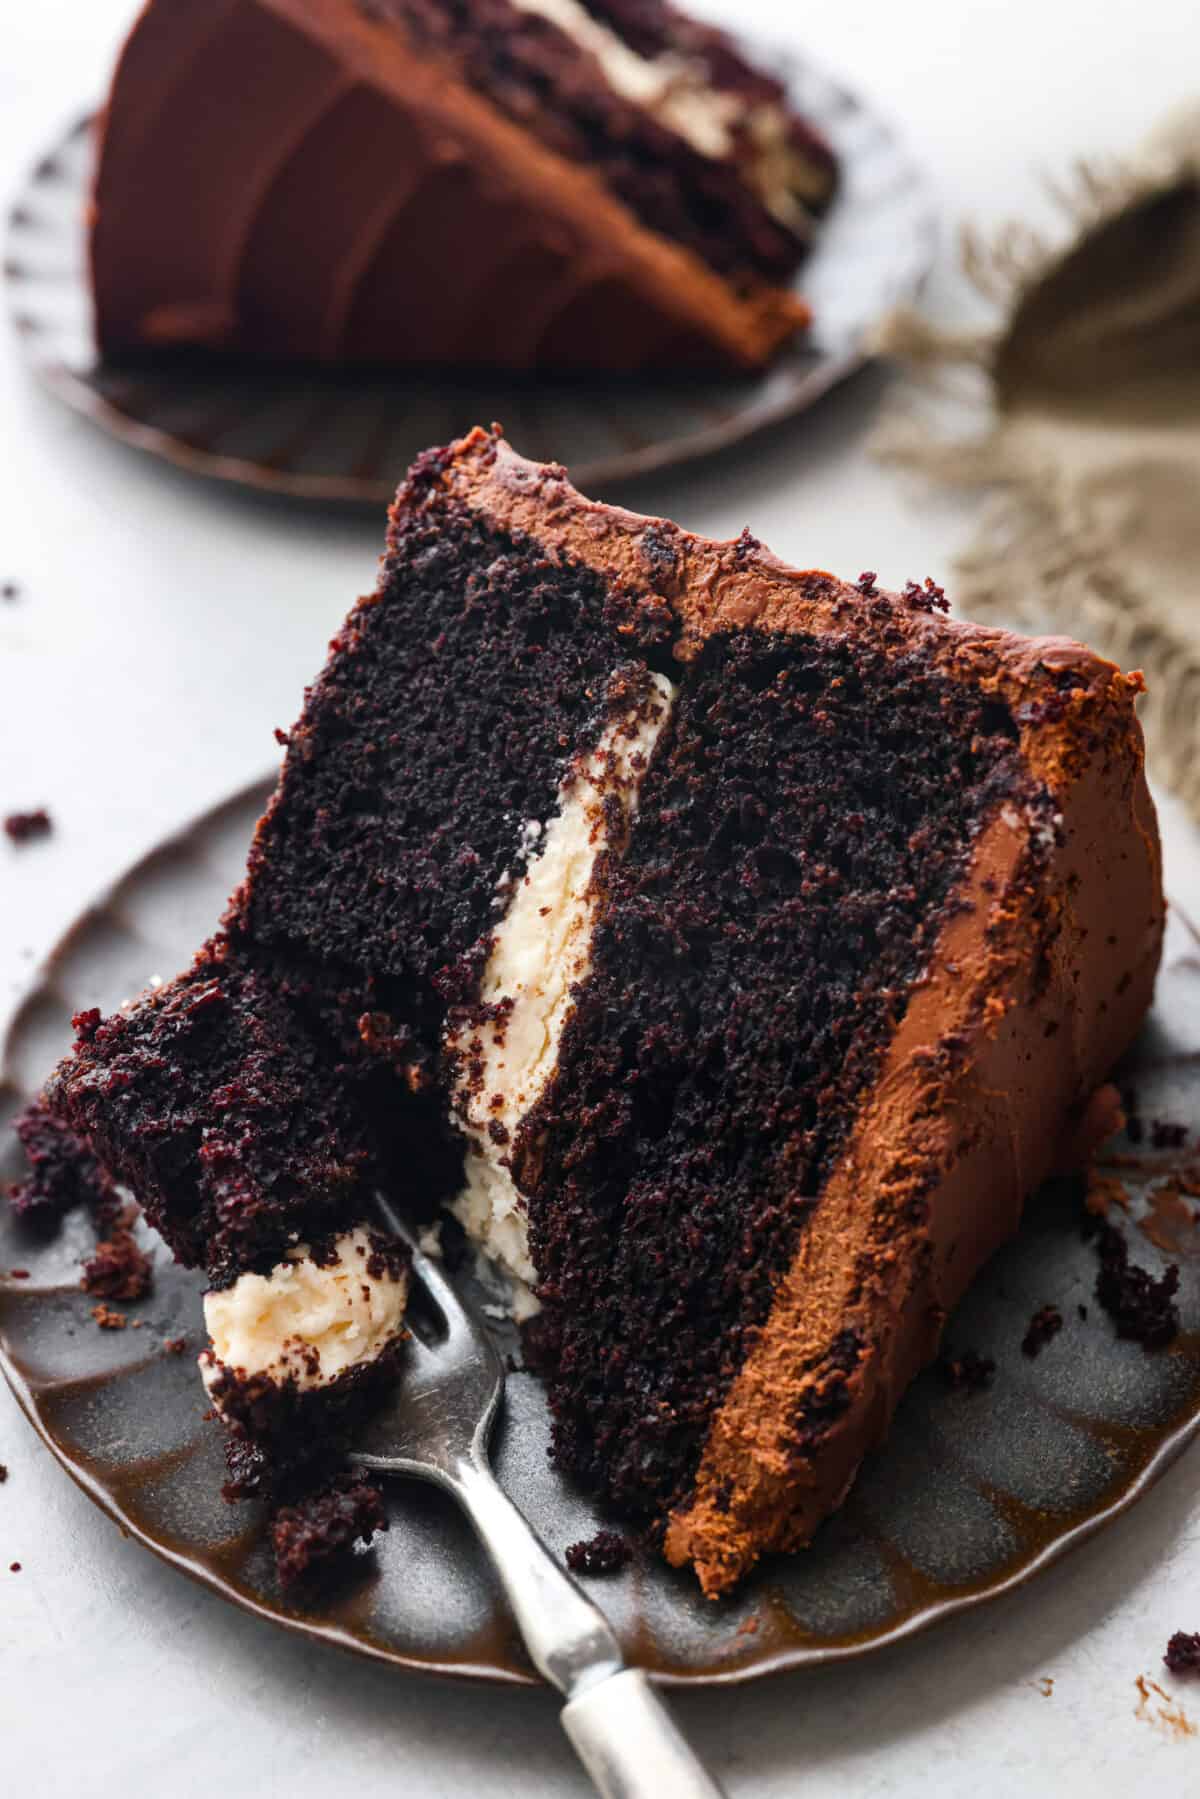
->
<box><xmin>4</xmin><ymin>54</ymin><xmax>935</xmax><ymax>504</ymax></box>
<box><xmin>2</xmin><ymin>779</ymin><xmax>1199</xmax><ymax>1686</ymax></box>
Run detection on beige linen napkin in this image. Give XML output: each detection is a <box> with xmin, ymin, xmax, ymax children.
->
<box><xmin>876</xmin><ymin>103</ymin><xmax>1200</xmax><ymax>819</ymax></box>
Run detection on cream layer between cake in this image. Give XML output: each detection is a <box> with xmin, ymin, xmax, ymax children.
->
<box><xmin>446</xmin><ymin>669</ymin><xmax>676</xmax><ymax>1313</ymax></box>
<box><xmin>507</xmin><ymin>0</ymin><xmax>822</xmax><ymax>227</ymax></box>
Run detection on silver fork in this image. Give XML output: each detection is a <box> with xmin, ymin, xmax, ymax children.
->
<box><xmin>351</xmin><ymin>1198</ymin><xmax>727</xmax><ymax>1799</ymax></box>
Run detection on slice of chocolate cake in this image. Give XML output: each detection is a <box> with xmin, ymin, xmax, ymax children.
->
<box><xmin>44</xmin><ymin>429</ymin><xmax>1164</xmax><ymax>1594</ymax></box>
<box><xmin>91</xmin><ymin>0</ymin><xmax>836</xmax><ymax>373</ymax></box>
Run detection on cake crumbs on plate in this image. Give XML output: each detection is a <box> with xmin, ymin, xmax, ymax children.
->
<box><xmin>1022</xmin><ymin>1305</ymin><xmax>1063</xmax><ymax>1357</ymax></box>
<box><xmin>81</xmin><ymin>1210</ymin><xmax>153</xmax><ymax>1301</ymax></box>
<box><xmin>163</xmin><ymin>1335</ymin><xmax>187</xmax><ymax>1355</ymax></box>
<box><xmin>0</xmin><ymin>1463</ymin><xmax>8</xmax><ymax>1483</ymax></box>
<box><xmin>9</xmin><ymin>1561</ymin><xmax>20</xmax><ymax>1573</ymax></box>
<box><xmin>1152</xmin><ymin>1119</ymin><xmax>1189</xmax><ymax>1151</ymax></box>
<box><xmin>1137</xmin><ymin>1181</ymin><xmax>1200</xmax><ymax>1258</ymax></box>
<box><xmin>91</xmin><ymin>1302</ymin><xmax>127</xmax><ymax>1331</ymax></box>
<box><xmin>565</xmin><ymin>1530</ymin><xmax>632</xmax><ymax>1576</ymax></box>
<box><xmin>270</xmin><ymin>1472</ymin><xmax>387</xmax><ymax>1586</ymax></box>
<box><xmin>1089</xmin><ymin>1219</ymin><xmax>1180</xmax><ymax>1348</ymax></box>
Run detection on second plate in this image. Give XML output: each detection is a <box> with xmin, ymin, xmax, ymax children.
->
<box><xmin>5</xmin><ymin>52</ymin><xmax>934</xmax><ymax>504</ymax></box>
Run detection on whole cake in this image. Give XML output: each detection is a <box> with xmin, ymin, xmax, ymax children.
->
<box><xmin>44</xmin><ymin>429</ymin><xmax>1164</xmax><ymax>1594</ymax></box>
<box><xmin>91</xmin><ymin>0</ymin><xmax>838</xmax><ymax>373</ymax></box>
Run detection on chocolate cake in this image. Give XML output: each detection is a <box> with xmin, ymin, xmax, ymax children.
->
<box><xmin>43</xmin><ymin>429</ymin><xmax>1164</xmax><ymax>1594</ymax></box>
<box><xmin>90</xmin><ymin>0</ymin><xmax>836</xmax><ymax>373</ymax></box>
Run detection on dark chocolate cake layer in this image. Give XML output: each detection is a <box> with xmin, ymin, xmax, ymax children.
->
<box><xmin>91</xmin><ymin>0</ymin><xmax>826</xmax><ymax>371</ymax></box>
<box><xmin>520</xmin><ymin>627</ymin><xmax>1029</xmax><ymax>1520</ymax></box>
<box><xmin>57</xmin><ymin>945</ymin><xmax>374</xmax><ymax>1285</ymax></box>
<box><xmin>43</xmin><ymin>430</ymin><xmax>1164</xmax><ymax>1596</ymax></box>
<box><xmin>230</xmin><ymin>469</ymin><xmax>674</xmax><ymax>1042</ymax></box>
<box><xmin>358</xmin><ymin>0</ymin><xmax>832</xmax><ymax>283</ymax></box>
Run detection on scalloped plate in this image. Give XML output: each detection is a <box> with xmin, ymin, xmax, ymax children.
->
<box><xmin>4</xmin><ymin>50</ymin><xmax>935</xmax><ymax>504</ymax></box>
<box><xmin>2</xmin><ymin>779</ymin><xmax>1200</xmax><ymax>1686</ymax></box>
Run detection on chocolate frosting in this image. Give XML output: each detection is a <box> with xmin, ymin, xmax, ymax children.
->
<box><xmin>91</xmin><ymin>0</ymin><xmax>808</xmax><ymax>373</ymax></box>
<box><xmin>435</xmin><ymin>427</ymin><xmax>1165</xmax><ymax>1595</ymax></box>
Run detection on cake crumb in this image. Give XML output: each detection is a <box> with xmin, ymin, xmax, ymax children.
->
<box><xmin>736</xmin><ymin>1613</ymin><xmax>760</xmax><ymax>1638</ymax></box>
<box><xmin>0</xmin><ymin>1464</ymin><xmax>8</xmax><ymax>1483</ymax></box>
<box><xmin>1137</xmin><ymin>1182</ymin><xmax>1198</xmax><ymax>1258</ymax></box>
<box><xmin>1</xmin><ymin>580</ymin><xmax>20</xmax><ymax>601</ymax></box>
<box><xmin>9</xmin><ymin>1561</ymin><xmax>20</xmax><ymax>1573</ymax></box>
<box><xmin>1035</xmin><ymin>1676</ymin><xmax>1054</xmax><ymax>1697</ymax></box>
<box><xmin>565</xmin><ymin>1530</ymin><xmax>631</xmax><ymax>1576</ymax></box>
<box><xmin>1165</xmin><ymin>1632</ymin><xmax>1200</xmax><ymax>1676</ymax></box>
<box><xmin>82</xmin><ymin>1214</ymin><xmax>152</xmax><ymax>1301</ymax></box>
<box><xmin>271</xmin><ymin>1472</ymin><xmax>387</xmax><ymax>1586</ymax></box>
<box><xmin>1022</xmin><ymin>1305</ymin><xmax>1063</xmax><ymax>1357</ymax></box>
<box><xmin>221</xmin><ymin>1437</ymin><xmax>269</xmax><ymax>1502</ymax></box>
<box><xmin>91</xmin><ymin>1303</ymin><xmax>127</xmax><ymax>1331</ymax></box>
<box><xmin>1135</xmin><ymin>1673</ymin><xmax>1197</xmax><ymax>1738</ymax></box>
<box><xmin>9</xmin><ymin>1269</ymin><xmax>29</xmax><ymax>1281</ymax></box>
<box><xmin>940</xmin><ymin>1348</ymin><xmax>995</xmax><ymax>1392</ymax></box>
<box><xmin>1090</xmin><ymin>1220</ymin><xmax>1180</xmax><ymax>1348</ymax></box>
<box><xmin>163</xmin><ymin>1336</ymin><xmax>187</xmax><ymax>1356</ymax></box>
<box><xmin>902</xmin><ymin>577</ymin><xmax>950</xmax><ymax>615</ymax></box>
<box><xmin>4</xmin><ymin>809</ymin><xmax>51</xmax><ymax>844</ymax></box>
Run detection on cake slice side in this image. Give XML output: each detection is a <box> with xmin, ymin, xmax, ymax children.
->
<box><xmin>91</xmin><ymin>0</ymin><xmax>815</xmax><ymax>371</ymax></box>
<box><xmin>664</xmin><ymin>714</ymin><xmax>1160</xmax><ymax>1592</ymax></box>
<box><xmin>438</xmin><ymin>430</ymin><xmax>1164</xmax><ymax>1593</ymax></box>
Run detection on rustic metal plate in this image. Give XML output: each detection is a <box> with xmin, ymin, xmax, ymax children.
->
<box><xmin>2</xmin><ymin>779</ymin><xmax>1199</xmax><ymax>1686</ymax></box>
<box><xmin>4</xmin><ymin>53</ymin><xmax>935</xmax><ymax>503</ymax></box>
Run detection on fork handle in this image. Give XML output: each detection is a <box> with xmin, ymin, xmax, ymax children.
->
<box><xmin>453</xmin><ymin>1455</ymin><xmax>726</xmax><ymax>1798</ymax></box>
<box><xmin>562</xmin><ymin>1668</ymin><xmax>726</xmax><ymax>1799</ymax></box>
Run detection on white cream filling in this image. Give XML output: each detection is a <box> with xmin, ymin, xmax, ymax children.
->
<box><xmin>509</xmin><ymin>0</ymin><xmax>819</xmax><ymax>228</ymax></box>
<box><xmin>511</xmin><ymin>0</ymin><xmax>737</xmax><ymax>158</ymax></box>
<box><xmin>200</xmin><ymin>1227</ymin><xmax>408</xmax><ymax>1397</ymax></box>
<box><xmin>446</xmin><ymin>672</ymin><xmax>676</xmax><ymax>1313</ymax></box>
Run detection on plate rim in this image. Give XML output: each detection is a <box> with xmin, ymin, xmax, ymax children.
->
<box><xmin>5</xmin><ymin>70</ymin><xmax>938</xmax><ymax>505</ymax></box>
<box><xmin>2</xmin><ymin>773</ymin><xmax>1200</xmax><ymax>1689</ymax></box>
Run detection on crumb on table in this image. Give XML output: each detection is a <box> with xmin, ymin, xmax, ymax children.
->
<box><xmin>4</xmin><ymin>809</ymin><xmax>52</xmax><ymax>845</ymax></box>
<box><xmin>1166</xmin><ymin>1632</ymin><xmax>1200</xmax><ymax>1676</ymax></box>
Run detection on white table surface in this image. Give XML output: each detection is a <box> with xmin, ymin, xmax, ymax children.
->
<box><xmin>3</xmin><ymin>2</ymin><xmax>1199</xmax><ymax>1792</ymax></box>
